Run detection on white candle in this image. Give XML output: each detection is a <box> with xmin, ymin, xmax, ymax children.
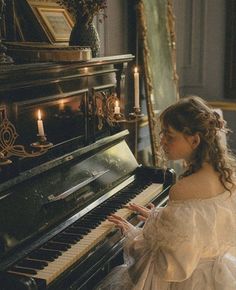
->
<box><xmin>134</xmin><ymin>67</ymin><xmax>140</xmax><ymax>108</ymax></box>
<box><xmin>37</xmin><ymin>110</ymin><xmax>45</xmax><ymax>137</ymax></box>
<box><xmin>114</xmin><ymin>100</ymin><xmax>120</xmax><ymax>114</ymax></box>
<box><xmin>59</xmin><ymin>100</ymin><xmax>65</xmax><ymax>111</ymax></box>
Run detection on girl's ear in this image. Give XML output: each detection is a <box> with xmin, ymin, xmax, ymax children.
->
<box><xmin>191</xmin><ymin>133</ymin><xmax>200</xmax><ymax>149</ymax></box>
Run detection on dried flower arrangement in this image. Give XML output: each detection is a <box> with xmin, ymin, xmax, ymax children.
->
<box><xmin>56</xmin><ymin>0</ymin><xmax>107</xmax><ymax>24</ymax></box>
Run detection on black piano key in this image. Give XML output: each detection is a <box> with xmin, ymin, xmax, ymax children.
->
<box><xmin>99</xmin><ymin>204</ymin><xmax>123</xmax><ymax>209</ymax></box>
<box><xmin>64</xmin><ymin>228</ymin><xmax>89</xmax><ymax>235</ymax></box>
<box><xmin>83</xmin><ymin>219</ymin><xmax>103</xmax><ymax>226</ymax></box>
<box><xmin>83</xmin><ymin>220</ymin><xmax>101</xmax><ymax>226</ymax></box>
<box><xmin>69</xmin><ymin>227</ymin><xmax>91</xmax><ymax>235</ymax></box>
<box><xmin>43</xmin><ymin>241</ymin><xmax>71</xmax><ymax>251</ymax></box>
<box><xmin>28</xmin><ymin>249</ymin><xmax>61</xmax><ymax>261</ymax></box>
<box><xmin>17</xmin><ymin>259</ymin><xmax>47</xmax><ymax>270</ymax></box>
<box><xmin>83</xmin><ymin>214</ymin><xmax>104</xmax><ymax>219</ymax></box>
<box><xmin>74</xmin><ymin>221</ymin><xmax>99</xmax><ymax>229</ymax></box>
<box><xmin>53</xmin><ymin>233</ymin><xmax>82</xmax><ymax>244</ymax></box>
<box><xmin>87</xmin><ymin>214</ymin><xmax>107</xmax><ymax>221</ymax></box>
<box><xmin>11</xmin><ymin>266</ymin><xmax>38</xmax><ymax>275</ymax></box>
<box><xmin>93</xmin><ymin>206</ymin><xmax>117</xmax><ymax>213</ymax></box>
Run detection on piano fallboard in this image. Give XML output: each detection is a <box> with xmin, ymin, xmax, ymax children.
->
<box><xmin>0</xmin><ymin>130</ymin><xmax>175</xmax><ymax>290</ymax></box>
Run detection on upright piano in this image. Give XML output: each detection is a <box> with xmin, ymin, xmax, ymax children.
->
<box><xmin>0</xmin><ymin>55</ymin><xmax>175</xmax><ymax>289</ymax></box>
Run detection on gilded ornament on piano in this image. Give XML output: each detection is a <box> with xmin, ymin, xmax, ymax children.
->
<box><xmin>94</xmin><ymin>91</ymin><xmax>143</xmax><ymax>127</ymax></box>
<box><xmin>0</xmin><ymin>108</ymin><xmax>53</xmax><ymax>166</ymax></box>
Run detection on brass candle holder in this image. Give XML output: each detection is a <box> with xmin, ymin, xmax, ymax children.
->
<box><xmin>31</xmin><ymin>134</ymin><xmax>53</xmax><ymax>149</ymax></box>
<box><xmin>113</xmin><ymin>112</ymin><xmax>124</xmax><ymax>121</ymax></box>
<box><xmin>128</xmin><ymin>107</ymin><xmax>144</xmax><ymax>121</ymax></box>
<box><xmin>112</xmin><ymin>107</ymin><xmax>144</xmax><ymax>123</ymax></box>
<box><xmin>0</xmin><ymin>152</ymin><xmax>12</xmax><ymax>166</ymax></box>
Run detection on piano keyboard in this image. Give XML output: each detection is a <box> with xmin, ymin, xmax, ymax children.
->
<box><xmin>8</xmin><ymin>181</ymin><xmax>163</xmax><ymax>285</ymax></box>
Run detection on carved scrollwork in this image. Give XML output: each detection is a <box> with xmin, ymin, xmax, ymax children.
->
<box><xmin>94</xmin><ymin>91</ymin><xmax>120</xmax><ymax>130</ymax></box>
<box><xmin>106</xmin><ymin>93</ymin><xmax>120</xmax><ymax>125</ymax></box>
<box><xmin>0</xmin><ymin>115</ymin><xmax>52</xmax><ymax>166</ymax></box>
<box><xmin>95</xmin><ymin>91</ymin><xmax>106</xmax><ymax>130</ymax></box>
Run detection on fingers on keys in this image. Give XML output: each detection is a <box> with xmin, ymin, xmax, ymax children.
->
<box><xmin>147</xmin><ymin>203</ymin><xmax>155</xmax><ymax>209</ymax></box>
<box><xmin>124</xmin><ymin>203</ymin><xmax>153</xmax><ymax>217</ymax></box>
<box><xmin>137</xmin><ymin>215</ymin><xmax>147</xmax><ymax>222</ymax></box>
<box><xmin>107</xmin><ymin>214</ymin><xmax>130</xmax><ymax>232</ymax></box>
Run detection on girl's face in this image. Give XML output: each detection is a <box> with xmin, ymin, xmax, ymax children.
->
<box><xmin>160</xmin><ymin>126</ymin><xmax>199</xmax><ymax>162</ymax></box>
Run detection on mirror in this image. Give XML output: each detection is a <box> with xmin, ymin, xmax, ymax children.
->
<box><xmin>137</xmin><ymin>0</ymin><xmax>178</xmax><ymax>166</ymax></box>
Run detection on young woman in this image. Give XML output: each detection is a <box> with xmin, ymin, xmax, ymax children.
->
<box><xmin>95</xmin><ymin>96</ymin><xmax>236</xmax><ymax>290</ymax></box>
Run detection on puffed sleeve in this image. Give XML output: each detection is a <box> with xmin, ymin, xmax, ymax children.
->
<box><xmin>123</xmin><ymin>203</ymin><xmax>203</xmax><ymax>283</ymax></box>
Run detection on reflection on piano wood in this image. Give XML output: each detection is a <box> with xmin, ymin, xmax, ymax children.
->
<box><xmin>0</xmin><ymin>130</ymin><xmax>175</xmax><ymax>290</ymax></box>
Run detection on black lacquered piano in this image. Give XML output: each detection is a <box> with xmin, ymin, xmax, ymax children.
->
<box><xmin>0</xmin><ymin>55</ymin><xmax>175</xmax><ymax>289</ymax></box>
<box><xmin>0</xmin><ymin>129</ymin><xmax>175</xmax><ymax>290</ymax></box>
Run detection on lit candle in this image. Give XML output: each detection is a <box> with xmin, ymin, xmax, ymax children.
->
<box><xmin>37</xmin><ymin>110</ymin><xmax>45</xmax><ymax>137</ymax></box>
<box><xmin>134</xmin><ymin>67</ymin><xmax>140</xmax><ymax>108</ymax></box>
<box><xmin>114</xmin><ymin>100</ymin><xmax>120</xmax><ymax>114</ymax></box>
<box><xmin>59</xmin><ymin>100</ymin><xmax>65</xmax><ymax>111</ymax></box>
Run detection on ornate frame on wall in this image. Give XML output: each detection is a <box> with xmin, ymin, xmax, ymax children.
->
<box><xmin>137</xmin><ymin>0</ymin><xmax>179</xmax><ymax>166</ymax></box>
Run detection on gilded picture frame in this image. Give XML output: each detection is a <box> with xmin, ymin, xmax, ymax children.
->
<box><xmin>35</xmin><ymin>6</ymin><xmax>74</xmax><ymax>42</ymax></box>
<box><xmin>137</xmin><ymin>0</ymin><xmax>179</xmax><ymax>167</ymax></box>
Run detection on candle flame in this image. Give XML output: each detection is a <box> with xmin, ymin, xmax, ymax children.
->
<box><xmin>115</xmin><ymin>100</ymin><xmax>119</xmax><ymax>107</ymax></box>
<box><xmin>38</xmin><ymin>109</ymin><xmax>42</xmax><ymax>120</ymax></box>
<box><xmin>134</xmin><ymin>67</ymin><xmax>138</xmax><ymax>73</ymax></box>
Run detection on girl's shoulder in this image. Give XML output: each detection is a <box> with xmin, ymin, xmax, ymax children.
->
<box><xmin>169</xmin><ymin>169</ymin><xmax>226</xmax><ymax>201</ymax></box>
<box><xmin>169</xmin><ymin>177</ymin><xmax>192</xmax><ymax>201</ymax></box>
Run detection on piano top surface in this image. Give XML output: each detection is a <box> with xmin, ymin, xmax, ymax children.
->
<box><xmin>0</xmin><ymin>54</ymin><xmax>134</xmax><ymax>92</ymax></box>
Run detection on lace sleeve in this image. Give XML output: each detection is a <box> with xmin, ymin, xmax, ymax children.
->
<box><xmin>142</xmin><ymin>204</ymin><xmax>203</xmax><ymax>280</ymax></box>
<box><xmin>122</xmin><ymin>204</ymin><xmax>203</xmax><ymax>281</ymax></box>
<box><xmin>143</xmin><ymin>205</ymin><xmax>194</xmax><ymax>249</ymax></box>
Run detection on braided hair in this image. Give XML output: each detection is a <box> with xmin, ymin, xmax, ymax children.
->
<box><xmin>160</xmin><ymin>96</ymin><xmax>236</xmax><ymax>191</ymax></box>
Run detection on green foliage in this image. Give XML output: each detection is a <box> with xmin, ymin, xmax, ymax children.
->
<box><xmin>56</xmin><ymin>0</ymin><xmax>107</xmax><ymax>24</ymax></box>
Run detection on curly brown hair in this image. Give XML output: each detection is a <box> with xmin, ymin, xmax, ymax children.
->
<box><xmin>159</xmin><ymin>96</ymin><xmax>236</xmax><ymax>191</ymax></box>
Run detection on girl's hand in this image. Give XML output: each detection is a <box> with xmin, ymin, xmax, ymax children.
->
<box><xmin>124</xmin><ymin>202</ymin><xmax>155</xmax><ymax>221</ymax></box>
<box><xmin>107</xmin><ymin>214</ymin><xmax>133</xmax><ymax>234</ymax></box>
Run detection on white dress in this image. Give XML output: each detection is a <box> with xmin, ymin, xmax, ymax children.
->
<box><xmin>95</xmin><ymin>190</ymin><xmax>236</xmax><ymax>290</ymax></box>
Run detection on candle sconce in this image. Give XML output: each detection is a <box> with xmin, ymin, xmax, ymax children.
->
<box><xmin>31</xmin><ymin>135</ymin><xmax>53</xmax><ymax>150</ymax></box>
<box><xmin>105</xmin><ymin>94</ymin><xmax>143</xmax><ymax>159</ymax></box>
<box><xmin>106</xmin><ymin>94</ymin><xmax>143</xmax><ymax>125</ymax></box>
<box><xmin>0</xmin><ymin>114</ymin><xmax>53</xmax><ymax>166</ymax></box>
<box><xmin>94</xmin><ymin>92</ymin><xmax>143</xmax><ymax>132</ymax></box>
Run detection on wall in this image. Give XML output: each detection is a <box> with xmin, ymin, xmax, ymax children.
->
<box><xmin>173</xmin><ymin>0</ymin><xmax>225</xmax><ymax>100</ymax></box>
<box><xmin>95</xmin><ymin>0</ymin><xmax>129</xmax><ymax>57</ymax></box>
<box><xmin>173</xmin><ymin>0</ymin><xmax>236</xmax><ymax>153</ymax></box>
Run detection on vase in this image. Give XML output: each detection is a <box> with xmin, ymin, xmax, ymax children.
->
<box><xmin>69</xmin><ymin>19</ymin><xmax>100</xmax><ymax>58</ymax></box>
